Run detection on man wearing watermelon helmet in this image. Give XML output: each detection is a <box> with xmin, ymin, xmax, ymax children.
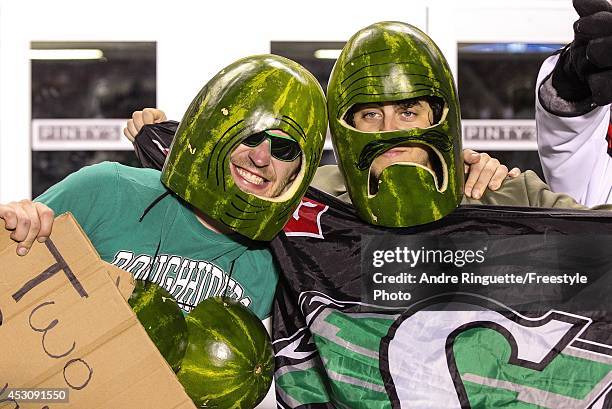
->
<box><xmin>314</xmin><ymin>21</ymin><xmax>606</xmax><ymax>228</ymax></box>
<box><xmin>160</xmin><ymin>54</ymin><xmax>327</xmax><ymax>241</ymax></box>
<box><xmin>268</xmin><ymin>22</ymin><xmax>612</xmax><ymax>409</ymax></box>
<box><xmin>0</xmin><ymin>55</ymin><xmax>327</xmax><ymax>321</ymax></box>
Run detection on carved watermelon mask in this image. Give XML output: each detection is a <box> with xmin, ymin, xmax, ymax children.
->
<box><xmin>327</xmin><ymin>22</ymin><xmax>463</xmax><ymax>227</ymax></box>
<box><xmin>162</xmin><ymin>55</ymin><xmax>327</xmax><ymax>241</ymax></box>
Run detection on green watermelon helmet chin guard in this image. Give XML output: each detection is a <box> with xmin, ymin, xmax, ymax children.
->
<box><xmin>161</xmin><ymin>55</ymin><xmax>327</xmax><ymax>241</ymax></box>
<box><xmin>327</xmin><ymin>21</ymin><xmax>463</xmax><ymax>227</ymax></box>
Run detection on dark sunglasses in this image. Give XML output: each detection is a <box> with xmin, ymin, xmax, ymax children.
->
<box><xmin>241</xmin><ymin>131</ymin><xmax>302</xmax><ymax>162</ymax></box>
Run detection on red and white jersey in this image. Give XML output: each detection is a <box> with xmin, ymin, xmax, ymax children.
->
<box><xmin>536</xmin><ymin>55</ymin><xmax>612</xmax><ymax>206</ymax></box>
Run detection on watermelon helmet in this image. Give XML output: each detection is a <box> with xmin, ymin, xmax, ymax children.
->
<box><xmin>327</xmin><ymin>22</ymin><xmax>463</xmax><ymax>227</ymax></box>
<box><xmin>161</xmin><ymin>55</ymin><xmax>327</xmax><ymax>241</ymax></box>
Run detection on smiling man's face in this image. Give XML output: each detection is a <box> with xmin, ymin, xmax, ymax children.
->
<box><xmin>229</xmin><ymin>130</ymin><xmax>302</xmax><ymax>198</ymax></box>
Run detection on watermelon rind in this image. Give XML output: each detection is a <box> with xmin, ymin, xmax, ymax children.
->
<box><xmin>128</xmin><ymin>280</ymin><xmax>189</xmax><ymax>372</ymax></box>
<box><xmin>177</xmin><ymin>296</ymin><xmax>274</xmax><ymax>409</ymax></box>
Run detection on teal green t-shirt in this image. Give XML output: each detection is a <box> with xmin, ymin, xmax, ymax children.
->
<box><xmin>36</xmin><ymin>162</ymin><xmax>278</xmax><ymax>319</ymax></box>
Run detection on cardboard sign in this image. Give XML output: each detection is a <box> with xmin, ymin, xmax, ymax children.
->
<box><xmin>0</xmin><ymin>213</ymin><xmax>196</xmax><ymax>409</ymax></box>
<box><xmin>105</xmin><ymin>263</ymin><xmax>135</xmax><ymax>302</ymax></box>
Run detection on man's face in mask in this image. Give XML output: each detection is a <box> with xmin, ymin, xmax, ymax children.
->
<box><xmin>229</xmin><ymin>129</ymin><xmax>302</xmax><ymax>198</ymax></box>
<box><xmin>345</xmin><ymin>98</ymin><xmax>443</xmax><ymax>192</ymax></box>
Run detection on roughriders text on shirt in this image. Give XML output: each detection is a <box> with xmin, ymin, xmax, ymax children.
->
<box><xmin>111</xmin><ymin>251</ymin><xmax>252</xmax><ymax>312</ymax></box>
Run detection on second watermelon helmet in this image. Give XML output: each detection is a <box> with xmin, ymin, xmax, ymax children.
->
<box><xmin>327</xmin><ymin>22</ymin><xmax>463</xmax><ymax>227</ymax></box>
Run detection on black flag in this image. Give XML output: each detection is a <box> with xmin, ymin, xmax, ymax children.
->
<box><xmin>133</xmin><ymin>121</ymin><xmax>178</xmax><ymax>170</ymax></box>
<box><xmin>271</xmin><ymin>188</ymin><xmax>612</xmax><ymax>409</ymax></box>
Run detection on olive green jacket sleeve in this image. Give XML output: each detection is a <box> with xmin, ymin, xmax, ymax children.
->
<box><xmin>312</xmin><ymin>165</ymin><xmax>353</xmax><ymax>203</ymax></box>
<box><xmin>462</xmin><ymin>170</ymin><xmax>612</xmax><ymax>210</ymax></box>
<box><xmin>311</xmin><ymin>166</ymin><xmax>612</xmax><ymax>210</ymax></box>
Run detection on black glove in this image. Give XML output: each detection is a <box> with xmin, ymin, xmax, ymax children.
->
<box><xmin>133</xmin><ymin>121</ymin><xmax>179</xmax><ymax>170</ymax></box>
<box><xmin>552</xmin><ymin>0</ymin><xmax>612</xmax><ymax>105</ymax></box>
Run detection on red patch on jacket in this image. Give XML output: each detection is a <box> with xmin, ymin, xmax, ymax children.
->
<box><xmin>283</xmin><ymin>197</ymin><xmax>329</xmax><ymax>239</ymax></box>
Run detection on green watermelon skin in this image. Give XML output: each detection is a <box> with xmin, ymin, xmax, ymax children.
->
<box><xmin>178</xmin><ymin>297</ymin><xmax>274</xmax><ymax>409</ymax></box>
<box><xmin>326</xmin><ymin>21</ymin><xmax>464</xmax><ymax>227</ymax></box>
<box><xmin>161</xmin><ymin>54</ymin><xmax>327</xmax><ymax>241</ymax></box>
<box><xmin>128</xmin><ymin>280</ymin><xmax>189</xmax><ymax>372</ymax></box>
